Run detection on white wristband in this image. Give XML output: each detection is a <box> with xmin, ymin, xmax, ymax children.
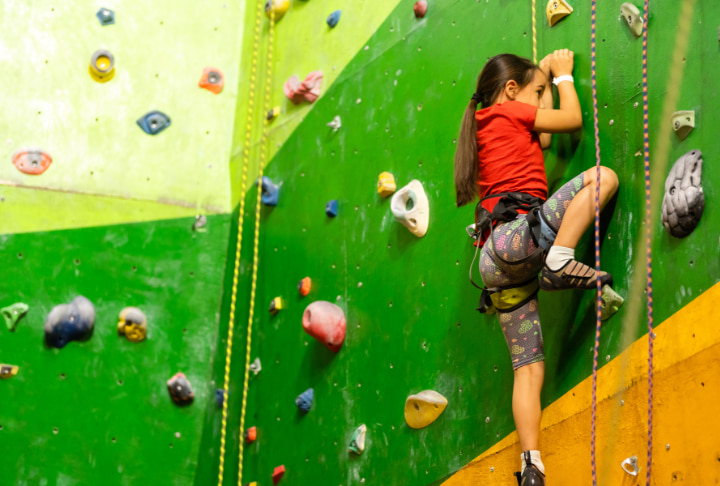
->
<box><xmin>552</xmin><ymin>75</ymin><xmax>574</xmax><ymax>86</ymax></box>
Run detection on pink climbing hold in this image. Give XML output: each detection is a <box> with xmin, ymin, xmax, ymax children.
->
<box><xmin>283</xmin><ymin>71</ymin><xmax>323</xmax><ymax>104</ymax></box>
<box><xmin>414</xmin><ymin>0</ymin><xmax>428</xmax><ymax>18</ymax></box>
<box><xmin>302</xmin><ymin>301</ymin><xmax>346</xmax><ymax>353</ymax></box>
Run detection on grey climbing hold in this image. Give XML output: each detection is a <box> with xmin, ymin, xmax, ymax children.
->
<box><xmin>671</xmin><ymin>111</ymin><xmax>695</xmax><ymax>141</ymax></box>
<box><xmin>167</xmin><ymin>372</ymin><xmax>194</xmax><ymax>405</ymax></box>
<box><xmin>600</xmin><ymin>285</ymin><xmax>624</xmax><ymax>320</ymax></box>
<box><xmin>2</xmin><ymin>302</ymin><xmax>29</xmax><ymax>331</ymax></box>
<box><xmin>44</xmin><ymin>296</ymin><xmax>96</xmax><ymax>349</ymax></box>
<box><xmin>349</xmin><ymin>424</ymin><xmax>366</xmax><ymax>454</ymax></box>
<box><xmin>249</xmin><ymin>357</ymin><xmax>262</xmax><ymax>375</ymax></box>
<box><xmin>193</xmin><ymin>215</ymin><xmax>208</xmax><ymax>232</ymax></box>
<box><xmin>662</xmin><ymin>149</ymin><xmax>704</xmax><ymax>238</ymax></box>
<box><xmin>621</xmin><ymin>3</ymin><xmax>643</xmax><ymax>37</ymax></box>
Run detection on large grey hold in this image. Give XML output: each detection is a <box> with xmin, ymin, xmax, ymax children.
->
<box><xmin>661</xmin><ymin>149</ymin><xmax>704</xmax><ymax>238</ymax></box>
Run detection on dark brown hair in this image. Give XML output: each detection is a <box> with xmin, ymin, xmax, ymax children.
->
<box><xmin>454</xmin><ymin>54</ymin><xmax>539</xmax><ymax>207</ymax></box>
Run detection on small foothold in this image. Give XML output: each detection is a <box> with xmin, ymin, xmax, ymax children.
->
<box><xmin>349</xmin><ymin>424</ymin><xmax>367</xmax><ymax>454</ymax></box>
<box><xmin>0</xmin><ymin>364</ymin><xmax>19</xmax><ymax>379</ymax></box>
<box><xmin>662</xmin><ymin>150</ymin><xmax>705</xmax><ymax>238</ymax></box>
<box><xmin>244</xmin><ymin>426</ymin><xmax>257</xmax><ymax>444</ymax></box>
<box><xmin>298</xmin><ymin>277</ymin><xmax>312</xmax><ymax>296</ymax></box>
<box><xmin>283</xmin><ymin>71</ymin><xmax>323</xmax><ymax>104</ymax></box>
<box><xmin>621</xmin><ymin>3</ymin><xmax>643</xmax><ymax>37</ymax></box>
<box><xmin>272</xmin><ymin>465</ymin><xmax>285</xmax><ymax>485</ymax></box>
<box><xmin>391</xmin><ymin>180</ymin><xmax>430</xmax><ymax>237</ymax></box>
<box><xmin>671</xmin><ymin>110</ymin><xmax>695</xmax><ymax>141</ymax></box>
<box><xmin>296</xmin><ymin>388</ymin><xmax>314</xmax><ymax>413</ymax></box>
<box><xmin>215</xmin><ymin>388</ymin><xmax>225</xmax><ymax>408</ymax></box>
<box><xmin>117</xmin><ymin>307</ymin><xmax>148</xmax><ymax>342</ymax></box>
<box><xmin>260</xmin><ymin>176</ymin><xmax>280</xmax><ymax>206</ymax></box>
<box><xmin>267</xmin><ymin>106</ymin><xmax>280</xmax><ymax>121</ymax></box>
<box><xmin>302</xmin><ymin>301</ymin><xmax>346</xmax><ymax>352</ymax></box>
<box><xmin>193</xmin><ymin>215</ymin><xmax>208</xmax><ymax>232</ymax></box>
<box><xmin>249</xmin><ymin>357</ymin><xmax>262</xmax><ymax>375</ymax></box>
<box><xmin>264</xmin><ymin>0</ymin><xmax>289</xmax><ymax>21</ymax></box>
<box><xmin>325</xmin><ymin>199</ymin><xmax>338</xmax><ymax>217</ymax></box>
<box><xmin>269</xmin><ymin>297</ymin><xmax>283</xmax><ymax>315</ymax></box>
<box><xmin>404</xmin><ymin>390</ymin><xmax>447</xmax><ymax>429</ymax></box>
<box><xmin>199</xmin><ymin>67</ymin><xmax>224</xmax><ymax>94</ymax></box>
<box><xmin>546</xmin><ymin>0</ymin><xmax>573</xmax><ymax>27</ymax></box>
<box><xmin>44</xmin><ymin>296</ymin><xmax>96</xmax><ymax>349</ymax></box>
<box><xmin>244</xmin><ymin>483</ymin><xmax>258</xmax><ymax>486</ymax></box>
<box><xmin>326</xmin><ymin>115</ymin><xmax>342</xmax><ymax>132</ymax></box>
<box><xmin>326</xmin><ymin>10</ymin><xmax>341</xmax><ymax>28</ymax></box>
<box><xmin>96</xmin><ymin>8</ymin><xmax>115</xmax><ymax>25</ymax></box>
<box><xmin>413</xmin><ymin>0</ymin><xmax>428</xmax><ymax>18</ymax></box>
<box><xmin>600</xmin><ymin>285</ymin><xmax>624</xmax><ymax>320</ymax></box>
<box><xmin>137</xmin><ymin>111</ymin><xmax>171</xmax><ymax>135</ymax></box>
<box><xmin>377</xmin><ymin>172</ymin><xmax>397</xmax><ymax>197</ymax></box>
<box><xmin>89</xmin><ymin>49</ymin><xmax>115</xmax><ymax>83</ymax></box>
<box><xmin>167</xmin><ymin>372</ymin><xmax>194</xmax><ymax>405</ymax></box>
<box><xmin>2</xmin><ymin>302</ymin><xmax>29</xmax><ymax>331</ymax></box>
<box><xmin>12</xmin><ymin>149</ymin><xmax>53</xmax><ymax>175</ymax></box>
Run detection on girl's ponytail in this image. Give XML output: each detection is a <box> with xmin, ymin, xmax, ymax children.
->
<box><xmin>454</xmin><ymin>98</ymin><xmax>480</xmax><ymax>207</ymax></box>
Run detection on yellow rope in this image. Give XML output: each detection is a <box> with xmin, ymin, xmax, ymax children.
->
<box><xmin>237</xmin><ymin>3</ymin><xmax>275</xmax><ymax>485</ymax></box>
<box><xmin>217</xmin><ymin>0</ymin><xmax>265</xmax><ymax>483</ymax></box>
<box><xmin>532</xmin><ymin>0</ymin><xmax>537</xmax><ymax>64</ymax></box>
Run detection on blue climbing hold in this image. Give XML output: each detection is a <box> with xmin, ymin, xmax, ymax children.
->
<box><xmin>216</xmin><ymin>388</ymin><xmax>225</xmax><ymax>408</ymax></box>
<box><xmin>325</xmin><ymin>199</ymin><xmax>338</xmax><ymax>217</ymax></box>
<box><xmin>137</xmin><ymin>111</ymin><xmax>171</xmax><ymax>136</ymax></box>
<box><xmin>260</xmin><ymin>176</ymin><xmax>279</xmax><ymax>206</ymax></box>
<box><xmin>296</xmin><ymin>388</ymin><xmax>314</xmax><ymax>413</ymax></box>
<box><xmin>96</xmin><ymin>7</ymin><xmax>115</xmax><ymax>25</ymax></box>
<box><xmin>327</xmin><ymin>10</ymin><xmax>341</xmax><ymax>28</ymax></box>
<box><xmin>44</xmin><ymin>296</ymin><xmax>96</xmax><ymax>349</ymax></box>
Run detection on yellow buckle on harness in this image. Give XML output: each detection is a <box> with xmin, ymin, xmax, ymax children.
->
<box><xmin>489</xmin><ymin>279</ymin><xmax>540</xmax><ymax>312</ymax></box>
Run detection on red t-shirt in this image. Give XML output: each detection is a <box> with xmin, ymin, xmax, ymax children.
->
<box><xmin>476</xmin><ymin>101</ymin><xmax>548</xmax><ymax>215</ymax></box>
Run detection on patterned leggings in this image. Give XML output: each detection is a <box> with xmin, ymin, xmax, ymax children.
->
<box><xmin>479</xmin><ymin>173</ymin><xmax>585</xmax><ymax>369</ymax></box>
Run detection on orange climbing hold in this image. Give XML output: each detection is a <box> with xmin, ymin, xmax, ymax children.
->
<box><xmin>298</xmin><ymin>277</ymin><xmax>312</xmax><ymax>296</ymax></box>
<box><xmin>283</xmin><ymin>71</ymin><xmax>323</xmax><ymax>104</ymax></box>
<box><xmin>198</xmin><ymin>67</ymin><xmax>224</xmax><ymax>94</ymax></box>
<box><xmin>12</xmin><ymin>149</ymin><xmax>52</xmax><ymax>175</ymax></box>
<box><xmin>244</xmin><ymin>426</ymin><xmax>257</xmax><ymax>444</ymax></box>
<box><xmin>272</xmin><ymin>465</ymin><xmax>285</xmax><ymax>484</ymax></box>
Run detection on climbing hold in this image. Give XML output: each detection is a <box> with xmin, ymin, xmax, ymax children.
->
<box><xmin>620</xmin><ymin>3</ymin><xmax>643</xmax><ymax>37</ymax></box>
<box><xmin>349</xmin><ymin>424</ymin><xmax>367</xmax><ymax>454</ymax></box>
<box><xmin>302</xmin><ymin>301</ymin><xmax>346</xmax><ymax>352</ymax></box>
<box><xmin>662</xmin><ymin>149</ymin><xmax>704</xmax><ymax>238</ymax></box>
<box><xmin>167</xmin><ymin>372</ymin><xmax>194</xmax><ymax>405</ymax></box>
<box><xmin>198</xmin><ymin>67</ymin><xmax>224</xmax><ymax>94</ymax></box>
<box><xmin>193</xmin><ymin>215</ymin><xmax>208</xmax><ymax>232</ymax></box>
<box><xmin>377</xmin><ymin>172</ymin><xmax>397</xmax><ymax>197</ymax></box>
<box><xmin>283</xmin><ymin>71</ymin><xmax>323</xmax><ymax>104</ymax></box>
<box><xmin>621</xmin><ymin>455</ymin><xmax>640</xmax><ymax>476</ymax></box>
<box><xmin>264</xmin><ymin>0</ymin><xmax>289</xmax><ymax>21</ymax></box>
<box><xmin>260</xmin><ymin>176</ymin><xmax>280</xmax><ymax>206</ymax></box>
<box><xmin>12</xmin><ymin>149</ymin><xmax>52</xmax><ymax>175</ymax></box>
<box><xmin>272</xmin><ymin>465</ymin><xmax>285</xmax><ymax>485</ymax></box>
<box><xmin>413</xmin><ymin>0</ymin><xmax>428</xmax><ymax>18</ymax></box>
<box><xmin>89</xmin><ymin>49</ymin><xmax>115</xmax><ymax>83</ymax></box>
<box><xmin>404</xmin><ymin>390</ymin><xmax>447</xmax><ymax>429</ymax></box>
<box><xmin>117</xmin><ymin>307</ymin><xmax>148</xmax><ymax>342</ymax></box>
<box><xmin>296</xmin><ymin>388</ymin><xmax>314</xmax><ymax>413</ymax></box>
<box><xmin>249</xmin><ymin>357</ymin><xmax>262</xmax><ymax>375</ymax></box>
<box><xmin>391</xmin><ymin>180</ymin><xmax>430</xmax><ymax>237</ymax></box>
<box><xmin>326</xmin><ymin>115</ymin><xmax>341</xmax><ymax>132</ymax></box>
<box><xmin>267</xmin><ymin>107</ymin><xmax>280</xmax><ymax>121</ymax></box>
<box><xmin>671</xmin><ymin>110</ymin><xmax>695</xmax><ymax>141</ymax></box>
<box><xmin>327</xmin><ymin>10</ymin><xmax>341</xmax><ymax>28</ymax></box>
<box><xmin>244</xmin><ymin>483</ymin><xmax>258</xmax><ymax>486</ymax></box>
<box><xmin>298</xmin><ymin>277</ymin><xmax>312</xmax><ymax>296</ymax></box>
<box><xmin>137</xmin><ymin>111</ymin><xmax>171</xmax><ymax>135</ymax></box>
<box><xmin>546</xmin><ymin>0</ymin><xmax>573</xmax><ymax>27</ymax></box>
<box><xmin>44</xmin><ymin>296</ymin><xmax>96</xmax><ymax>349</ymax></box>
<box><xmin>216</xmin><ymin>388</ymin><xmax>225</xmax><ymax>408</ymax></box>
<box><xmin>600</xmin><ymin>285</ymin><xmax>624</xmax><ymax>321</ymax></box>
<box><xmin>2</xmin><ymin>302</ymin><xmax>29</xmax><ymax>331</ymax></box>
<box><xmin>269</xmin><ymin>297</ymin><xmax>283</xmax><ymax>315</ymax></box>
<box><xmin>96</xmin><ymin>8</ymin><xmax>115</xmax><ymax>25</ymax></box>
<box><xmin>245</xmin><ymin>426</ymin><xmax>257</xmax><ymax>444</ymax></box>
<box><xmin>0</xmin><ymin>364</ymin><xmax>19</xmax><ymax>379</ymax></box>
<box><xmin>325</xmin><ymin>200</ymin><xmax>338</xmax><ymax>217</ymax></box>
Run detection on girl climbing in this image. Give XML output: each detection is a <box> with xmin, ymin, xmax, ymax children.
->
<box><xmin>454</xmin><ymin>51</ymin><xmax>618</xmax><ymax>485</ymax></box>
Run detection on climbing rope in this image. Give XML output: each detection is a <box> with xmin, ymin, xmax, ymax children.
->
<box><xmin>531</xmin><ymin>0</ymin><xmax>537</xmax><ymax>64</ymax></box>
<box><xmin>588</xmin><ymin>1</ymin><xmax>602</xmax><ymax>484</ymax></box>
<box><xmin>237</xmin><ymin>3</ymin><xmax>276</xmax><ymax>485</ymax></box>
<box><xmin>216</xmin><ymin>0</ymin><xmax>266</xmax><ymax>483</ymax></box>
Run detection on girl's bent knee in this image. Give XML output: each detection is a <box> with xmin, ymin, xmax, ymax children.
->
<box><xmin>600</xmin><ymin>166</ymin><xmax>619</xmax><ymax>192</ymax></box>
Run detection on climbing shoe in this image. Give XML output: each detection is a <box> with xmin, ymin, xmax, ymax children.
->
<box><xmin>514</xmin><ymin>451</ymin><xmax>546</xmax><ymax>486</ymax></box>
<box><xmin>539</xmin><ymin>259</ymin><xmax>613</xmax><ymax>291</ymax></box>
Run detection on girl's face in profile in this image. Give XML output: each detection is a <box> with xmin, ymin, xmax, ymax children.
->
<box><xmin>513</xmin><ymin>70</ymin><xmax>547</xmax><ymax>108</ymax></box>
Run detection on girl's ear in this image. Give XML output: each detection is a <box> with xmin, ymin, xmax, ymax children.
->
<box><xmin>504</xmin><ymin>80</ymin><xmax>519</xmax><ymax>100</ymax></box>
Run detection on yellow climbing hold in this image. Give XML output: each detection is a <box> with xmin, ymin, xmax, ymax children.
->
<box><xmin>546</xmin><ymin>0</ymin><xmax>573</xmax><ymax>27</ymax></box>
<box><xmin>404</xmin><ymin>390</ymin><xmax>448</xmax><ymax>429</ymax></box>
<box><xmin>264</xmin><ymin>0</ymin><xmax>289</xmax><ymax>21</ymax></box>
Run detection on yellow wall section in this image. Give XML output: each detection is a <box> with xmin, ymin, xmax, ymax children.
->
<box><xmin>442</xmin><ymin>281</ymin><xmax>720</xmax><ymax>485</ymax></box>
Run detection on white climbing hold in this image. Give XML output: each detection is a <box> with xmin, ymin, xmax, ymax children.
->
<box><xmin>249</xmin><ymin>357</ymin><xmax>262</xmax><ymax>375</ymax></box>
<box><xmin>620</xmin><ymin>3</ymin><xmax>643</xmax><ymax>37</ymax></box>
<box><xmin>327</xmin><ymin>116</ymin><xmax>341</xmax><ymax>132</ymax></box>
<box><xmin>391</xmin><ymin>180</ymin><xmax>430</xmax><ymax>237</ymax></box>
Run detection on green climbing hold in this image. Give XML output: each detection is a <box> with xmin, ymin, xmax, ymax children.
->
<box><xmin>518</xmin><ymin>320</ymin><xmax>533</xmax><ymax>334</ymax></box>
<box><xmin>600</xmin><ymin>285</ymin><xmax>624</xmax><ymax>320</ymax></box>
<box><xmin>2</xmin><ymin>303</ymin><xmax>29</xmax><ymax>331</ymax></box>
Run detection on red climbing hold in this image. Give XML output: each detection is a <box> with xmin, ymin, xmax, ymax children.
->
<box><xmin>302</xmin><ymin>301</ymin><xmax>346</xmax><ymax>353</ymax></box>
<box><xmin>283</xmin><ymin>71</ymin><xmax>323</xmax><ymax>104</ymax></box>
<box><xmin>12</xmin><ymin>149</ymin><xmax>52</xmax><ymax>175</ymax></box>
<box><xmin>198</xmin><ymin>67</ymin><xmax>224</xmax><ymax>94</ymax></box>
<box><xmin>244</xmin><ymin>426</ymin><xmax>257</xmax><ymax>444</ymax></box>
<box><xmin>414</xmin><ymin>0</ymin><xmax>428</xmax><ymax>18</ymax></box>
<box><xmin>298</xmin><ymin>277</ymin><xmax>311</xmax><ymax>296</ymax></box>
<box><xmin>272</xmin><ymin>465</ymin><xmax>285</xmax><ymax>485</ymax></box>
